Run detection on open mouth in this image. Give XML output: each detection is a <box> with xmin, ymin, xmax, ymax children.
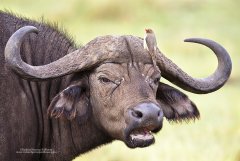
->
<box><xmin>126</xmin><ymin>126</ymin><xmax>157</xmax><ymax>148</ymax></box>
<box><xmin>124</xmin><ymin>103</ymin><xmax>163</xmax><ymax>148</ymax></box>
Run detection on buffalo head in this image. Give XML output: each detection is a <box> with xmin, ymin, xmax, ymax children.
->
<box><xmin>4</xmin><ymin>26</ymin><xmax>232</xmax><ymax>148</ymax></box>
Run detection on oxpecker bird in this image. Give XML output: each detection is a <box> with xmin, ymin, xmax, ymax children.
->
<box><xmin>144</xmin><ymin>28</ymin><xmax>157</xmax><ymax>67</ymax></box>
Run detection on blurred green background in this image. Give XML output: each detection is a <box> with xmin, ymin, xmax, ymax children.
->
<box><xmin>1</xmin><ymin>0</ymin><xmax>239</xmax><ymax>161</ymax></box>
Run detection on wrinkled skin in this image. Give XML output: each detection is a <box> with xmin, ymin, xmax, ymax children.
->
<box><xmin>0</xmin><ymin>11</ymin><xmax>230</xmax><ymax>161</ymax></box>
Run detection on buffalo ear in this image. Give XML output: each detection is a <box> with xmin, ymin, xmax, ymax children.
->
<box><xmin>156</xmin><ymin>82</ymin><xmax>200</xmax><ymax>122</ymax></box>
<box><xmin>48</xmin><ymin>85</ymin><xmax>89</xmax><ymax>120</ymax></box>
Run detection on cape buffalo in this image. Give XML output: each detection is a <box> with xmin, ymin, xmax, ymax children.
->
<box><xmin>0</xmin><ymin>11</ymin><xmax>232</xmax><ymax>161</ymax></box>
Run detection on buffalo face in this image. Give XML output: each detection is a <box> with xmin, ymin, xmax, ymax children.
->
<box><xmin>89</xmin><ymin>62</ymin><xmax>163</xmax><ymax>148</ymax></box>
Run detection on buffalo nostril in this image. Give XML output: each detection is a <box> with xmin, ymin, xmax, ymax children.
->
<box><xmin>157</xmin><ymin>110</ymin><xmax>161</xmax><ymax>117</ymax></box>
<box><xmin>158</xmin><ymin>110</ymin><xmax>163</xmax><ymax>121</ymax></box>
<box><xmin>131</xmin><ymin>110</ymin><xmax>143</xmax><ymax>119</ymax></box>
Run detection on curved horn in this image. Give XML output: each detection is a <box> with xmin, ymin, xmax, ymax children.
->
<box><xmin>5</xmin><ymin>26</ymin><xmax>115</xmax><ymax>80</ymax></box>
<box><xmin>157</xmin><ymin>38</ymin><xmax>232</xmax><ymax>94</ymax></box>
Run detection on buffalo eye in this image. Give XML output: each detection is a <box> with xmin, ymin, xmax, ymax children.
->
<box><xmin>99</xmin><ymin>76</ymin><xmax>112</xmax><ymax>84</ymax></box>
<box><xmin>153</xmin><ymin>77</ymin><xmax>160</xmax><ymax>85</ymax></box>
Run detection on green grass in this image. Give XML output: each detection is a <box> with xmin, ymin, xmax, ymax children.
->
<box><xmin>1</xmin><ymin>0</ymin><xmax>239</xmax><ymax>161</ymax></box>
